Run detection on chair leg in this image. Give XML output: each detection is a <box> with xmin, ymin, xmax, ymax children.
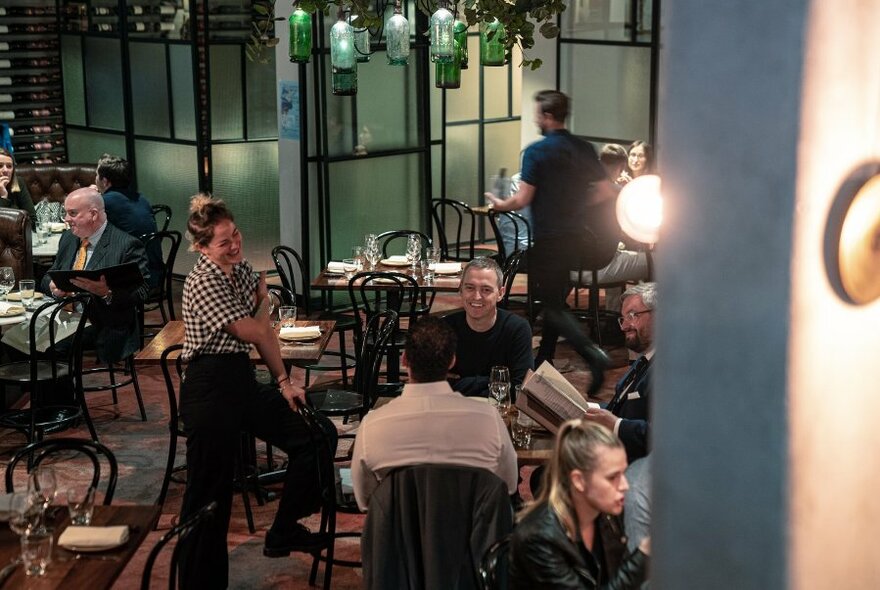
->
<box><xmin>156</xmin><ymin>431</ymin><xmax>178</xmax><ymax>514</ymax></box>
<box><xmin>235</xmin><ymin>446</ymin><xmax>257</xmax><ymax>534</ymax></box>
<box><xmin>127</xmin><ymin>357</ymin><xmax>148</xmax><ymax>421</ymax></box>
<box><xmin>77</xmin><ymin>381</ymin><xmax>100</xmax><ymax>443</ymax></box>
<box><xmin>338</xmin><ymin>331</ymin><xmax>349</xmax><ymax>387</ymax></box>
<box><xmin>107</xmin><ymin>363</ymin><xmax>119</xmax><ymax>405</ymax></box>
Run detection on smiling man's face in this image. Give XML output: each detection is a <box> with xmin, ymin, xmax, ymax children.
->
<box><xmin>459</xmin><ymin>267</ymin><xmax>503</xmax><ymax>326</ymax></box>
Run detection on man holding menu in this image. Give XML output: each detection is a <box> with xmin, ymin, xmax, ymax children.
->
<box><xmin>42</xmin><ymin>186</ymin><xmax>150</xmax><ymax>363</ymax></box>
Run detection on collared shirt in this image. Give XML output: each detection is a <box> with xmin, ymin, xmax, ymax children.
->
<box><xmin>81</xmin><ymin>219</ymin><xmax>108</xmax><ymax>269</ymax></box>
<box><xmin>351</xmin><ymin>381</ymin><xmax>519</xmax><ymax>511</ymax></box>
<box><xmin>181</xmin><ymin>255</ymin><xmax>258</xmax><ymax>361</ymax></box>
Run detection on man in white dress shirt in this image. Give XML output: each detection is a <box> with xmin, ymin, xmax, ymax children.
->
<box><xmin>351</xmin><ymin>316</ymin><xmax>519</xmax><ymax>511</ymax></box>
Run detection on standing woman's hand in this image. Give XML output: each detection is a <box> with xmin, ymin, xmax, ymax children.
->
<box><xmin>255</xmin><ymin>271</ymin><xmax>270</xmax><ymax>319</ymax></box>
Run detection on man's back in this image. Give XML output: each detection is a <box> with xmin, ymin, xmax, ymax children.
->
<box><xmin>351</xmin><ymin>382</ymin><xmax>518</xmax><ymax>510</ymax></box>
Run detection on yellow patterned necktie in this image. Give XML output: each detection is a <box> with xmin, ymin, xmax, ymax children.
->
<box><xmin>73</xmin><ymin>238</ymin><xmax>89</xmax><ymax>271</ymax></box>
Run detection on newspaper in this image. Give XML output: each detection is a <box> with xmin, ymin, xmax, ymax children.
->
<box><xmin>516</xmin><ymin>361</ymin><xmax>599</xmax><ymax>433</ymax></box>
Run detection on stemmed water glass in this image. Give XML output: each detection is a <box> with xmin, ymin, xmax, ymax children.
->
<box><xmin>406</xmin><ymin>234</ymin><xmax>422</xmax><ymax>272</ymax></box>
<box><xmin>27</xmin><ymin>466</ymin><xmax>57</xmax><ymax>533</ymax></box>
<box><xmin>489</xmin><ymin>365</ymin><xmax>511</xmax><ymax>411</ymax></box>
<box><xmin>0</xmin><ymin>267</ymin><xmax>14</xmax><ymax>302</ymax></box>
<box><xmin>8</xmin><ymin>492</ymin><xmax>40</xmax><ymax>537</ymax></box>
<box><xmin>364</xmin><ymin>235</ymin><xmax>380</xmax><ymax>269</ymax></box>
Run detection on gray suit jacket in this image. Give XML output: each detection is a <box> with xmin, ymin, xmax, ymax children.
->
<box><xmin>41</xmin><ymin>222</ymin><xmax>149</xmax><ymax>362</ymax></box>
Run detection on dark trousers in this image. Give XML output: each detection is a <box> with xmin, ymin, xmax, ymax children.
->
<box><xmin>176</xmin><ymin>353</ymin><xmax>337</xmax><ymax>589</ymax></box>
<box><xmin>531</xmin><ymin>236</ymin><xmax>598</xmax><ymax>364</ymax></box>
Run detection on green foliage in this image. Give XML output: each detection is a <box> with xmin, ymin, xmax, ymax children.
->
<box><xmin>247</xmin><ymin>0</ymin><xmax>564</xmax><ymax>67</ymax></box>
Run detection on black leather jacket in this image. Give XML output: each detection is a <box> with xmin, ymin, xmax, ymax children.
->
<box><xmin>509</xmin><ymin>502</ymin><xmax>647</xmax><ymax>590</ymax></box>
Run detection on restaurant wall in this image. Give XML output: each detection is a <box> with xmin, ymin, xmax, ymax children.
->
<box><xmin>652</xmin><ymin>1</ymin><xmax>805</xmax><ymax>587</ymax></box>
<box><xmin>790</xmin><ymin>2</ymin><xmax>880</xmax><ymax>587</ymax></box>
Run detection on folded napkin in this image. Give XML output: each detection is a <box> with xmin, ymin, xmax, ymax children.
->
<box><xmin>383</xmin><ymin>255</ymin><xmax>409</xmax><ymax>264</ymax></box>
<box><xmin>49</xmin><ymin>222</ymin><xmax>67</xmax><ymax>232</ymax></box>
<box><xmin>280</xmin><ymin>326</ymin><xmax>322</xmax><ymax>340</ymax></box>
<box><xmin>327</xmin><ymin>261</ymin><xmax>347</xmax><ymax>273</ymax></box>
<box><xmin>58</xmin><ymin>525</ymin><xmax>129</xmax><ymax>549</ymax></box>
<box><xmin>429</xmin><ymin>262</ymin><xmax>462</xmax><ymax>274</ymax></box>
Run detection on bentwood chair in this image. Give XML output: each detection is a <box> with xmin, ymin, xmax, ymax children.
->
<box><xmin>498</xmin><ymin>248</ymin><xmax>531</xmax><ymax>321</ymax></box>
<box><xmin>272</xmin><ymin>245</ymin><xmax>357</xmax><ymax>386</ymax></box>
<box><xmin>487</xmin><ymin>209</ymin><xmax>532</xmax><ymax>268</ymax></box>
<box><xmin>479</xmin><ymin>536</ymin><xmax>511</xmax><ymax>590</ymax></box>
<box><xmin>0</xmin><ymin>294</ymin><xmax>97</xmax><ymax>444</ymax></box>
<box><xmin>297</xmin><ymin>402</ymin><xmax>362</xmax><ymax>590</ymax></box>
<box><xmin>140</xmin><ymin>230</ymin><xmax>182</xmax><ymax>343</ymax></box>
<box><xmin>157</xmin><ymin>344</ymin><xmax>261</xmax><ymax>533</ymax></box>
<box><xmin>431</xmin><ymin>199</ymin><xmax>496</xmax><ymax>262</ymax></box>
<box><xmin>5</xmin><ymin>438</ymin><xmax>118</xmax><ymax>504</ymax></box>
<box><xmin>150</xmin><ymin>204</ymin><xmax>172</xmax><ymax>232</ymax></box>
<box><xmin>141</xmin><ymin>500</ymin><xmax>218</xmax><ymax>590</ymax></box>
<box><xmin>306</xmin><ymin>309</ymin><xmax>398</xmax><ymax>423</ymax></box>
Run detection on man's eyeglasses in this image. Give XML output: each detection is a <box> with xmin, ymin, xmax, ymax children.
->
<box><xmin>617</xmin><ymin>309</ymin><xmax>652</xmax><ymax>328</ymax></box>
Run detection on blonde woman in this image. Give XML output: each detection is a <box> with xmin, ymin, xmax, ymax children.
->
<box><xmin>510</xmin><ymin>421</ymin><xmax>649</xmax><ymax>589</ymax></box>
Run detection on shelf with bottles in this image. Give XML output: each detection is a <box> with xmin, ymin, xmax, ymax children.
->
<box><xmin>60</xmin><ymin>1</ymin><xmax>186</xmax><ymax>39</ymax></box>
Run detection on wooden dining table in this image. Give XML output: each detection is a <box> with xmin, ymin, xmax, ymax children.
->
<box><xmin>0</xmin><ymin>504</ymin><xmax>160</xmax><ymax>589</ymax></box>
<box><xmin>134</xmin><ymin>320</ymin><xmax>337</xmax><ymax>366</ymax></box>
<box><xmin>310</xmin><ymin>262</ymin><xmax>464</xmax><ymax>293</ymax></box>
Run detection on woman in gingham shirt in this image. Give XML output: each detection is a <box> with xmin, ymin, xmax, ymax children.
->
<box><xmin>177</xmin><ymin>194</ymin><xmax>336</xmax><ymax>589</ymax></box>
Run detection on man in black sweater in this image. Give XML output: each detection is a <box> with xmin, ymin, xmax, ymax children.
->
<box><xmin>443</xmin><ymin>257</ymin><xmax>533</xmax><ymax>399</ymax></box>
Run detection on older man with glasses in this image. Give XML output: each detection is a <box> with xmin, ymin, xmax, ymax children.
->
<box><xmin>584</xmin><ymin>282</ymin><xmax>656</xmax><ymax>461</ymax></box>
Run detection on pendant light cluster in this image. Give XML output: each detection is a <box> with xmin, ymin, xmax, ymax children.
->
<box><xmin>287</xmin><ymin>1</ymin><xmax>508</xmax><ymax>96</ymax></box>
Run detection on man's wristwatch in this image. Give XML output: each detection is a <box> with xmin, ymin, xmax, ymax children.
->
<box><xmin>102</xmin><ymin>290</ymin><xmax>113</xmax><ymax>304</ymax></box>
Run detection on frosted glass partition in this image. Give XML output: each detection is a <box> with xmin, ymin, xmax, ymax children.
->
<box><xmin>210</xmin><ymin>45</ymin><xmax>244</xmax><ymax>140</ymax></box>
<box><xmin>61</xmin><ymin>35</ymin><xmax>85</xmax><ymax>126</ymax></box>
<box><xmin>134</xmin><ymin>140</ymin><xmax>200</xmax><ymax>273</ymax></box>
<box><xmin>445</xmin><ymin>36</ymin><xmax>480</xmax><ymax>123</ymax></box>
<box><xmin>130</xmin><ymin>43</ymin><xmax>171</xmax><ymax>138</ymax></box>
<box><xmin>356</xmin><ymin>54</ymin><xmax>420</xmax><ymax>152</ymax></box>
<box><xmin>445</xmin><ymin>124</ymin><xmax>479</xmax><ymax>203</ymax></box>
<box><xmin>483</xmin><ymin>63</ymin><xmax>510</xmax><ymax>119</ymax></box>
<box><xmin>323</xmin><ymin>72</ymin><xmax>355</xmax><ymax>157</ymax></box>
<box><xmin>84</xmin><ymin>37</ymin><xmax>125</xmax><ymax>130</ymax></box>
<box><xmin>169</xmin><ymin>45</ymin><xmax>196</xmax><ymax>141</ymax></box>
<box><xmin>484</xmin><ymin>120</ymin><xmax>522</xmax><ymax>182</ymax></box>
<box><xmin>328</xmin><ymin>154</ymin><xmax>424</xmax><ymax>261</ymax></box>
<box><xmin>66</xmin><ymin>129</ymin><xmax>126</xmax><ymax>163</ymax></box>
<box><xmin>211</xmin><ymin>142</ymin><xmax>280</xmax><ymax>272</ymax></box>
<box><xmin>561</xmin><ymin>0</ymin><xmax>632</xmax><ymax>41</ymax></box>
<box><xmin>246</xmin><ymin>52</ymin><xmax>277</xmax><ymax>139</ymax></box>
<box><xmin>560</xmin><ymin>44</ymin><xmax>651</xmax><ymax>140</ymax></box>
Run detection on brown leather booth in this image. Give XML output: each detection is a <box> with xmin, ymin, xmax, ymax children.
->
<box><xmin>15</xmin><ymin>163</ymin><xmax>96</xmax><ymax>206</ymax></box>
<box><xmin>0</xmin><ymin>209</ymin><xmax>34</xmax><ymax>280</ymax></box>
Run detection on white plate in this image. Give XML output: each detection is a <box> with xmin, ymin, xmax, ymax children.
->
<box><xmin>433</xmin><ymin>268</ymin><xmax>461</xmax><ymax>275</ymax></box>
<box><xmin>380</xmin><ymin>258</ymin><xmax>410</xmax><ymax>267</ymax></box>
<box><xmin>0</xmin><ymin>307</ymin><xmax>25</xmax><ymax>317</ymax></box>
<box><xmin>6</xmin><ymin>292</ymin><xmax>44</xmax><ymax>302</ymax></box>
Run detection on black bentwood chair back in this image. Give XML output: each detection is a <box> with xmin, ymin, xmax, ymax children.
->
<box><xmin>5</xmin><ymin>437</ymin><xmax>118</xmax><ymax>504</ymax></box>
<box><xmin>140</xmin><ymin>500</ymin><xmax>218</xmax><ymax>590</ymax></box>
<box><xmin>150</xmin><ymin>204</ymin><xmax>172</xmax><ymax>232</ymax></box>
<box><xmin>272</xmin><ymin>244</ymin><xmax>357</xmax><ymax>387</ymax></box>
<box><xmin>431</xmin><ymin>199</ymin><xmax>497</xmax><ymax>262</ymax></box>
<box><xmin>479</xmin><ymin>535</ymin><xmax>511</xmax><ymax>590</ymax></box>
<box><xmin>487</xmin><ymin>209</ymin><xmax>532</xmax><ymax>267</ymax></box>
<box><xmin>376</xmin><ymin>229</ymin><xmax>433</xmax><ymax>260</ymax></box>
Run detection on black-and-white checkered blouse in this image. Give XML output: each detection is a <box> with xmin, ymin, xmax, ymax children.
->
<box><xmin>181</xmin><ymin>255</ymin><xmax>258</xmax><ymax>361</ymax></box>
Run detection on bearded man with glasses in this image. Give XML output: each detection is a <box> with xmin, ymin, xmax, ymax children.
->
<box><xmin>584</xmin><ymin>282</ymin><xmax>656</xmax><ymax>461</ymax></box>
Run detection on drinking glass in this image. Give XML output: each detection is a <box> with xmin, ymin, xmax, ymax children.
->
<box><xmin>488</xmin><ymin>365</ymin><xmax>511</xmax><ymax>411</ymax></box>
<box><xmin>27</xmin><ymin>466</ymin><xmax>56</xmax><ymax>532</ymax></box>
<box><xmin>66</xmin><ymin>485</ymin><xmax>95</xmax><ymax>526</ymax></box>
<box><xmin>8</xmin><ymin>492</ymin><xmax>40</xmax><ymax>537</ymax></box>
<box><xmin>420</xmin><ymin>260</ymin><xmax>434</xmax><ymax>285</ymax></box>
<box><xmin>21</xmin><ymin>531</ymin><xmax>52</xmax><ymax>576</ymax></box>
<box><xmin>352</xmin><ymin>246</ymin><xmax>365</xmax><ymax>271</ymax></box>
<box><xmin>0</xmin><ymin>267</ymin><xmax>14</xmax><ymax>301</ymax></box>
<box><xmin>427</xmin><ymin>247</ymin><xmax>442</xmax><ymax>264</ymax></box>
<box><xmin>342</xmin><ymin>258</ymin><xmax>358</xmax><ymax>280</ymax></box>
<box><xmin>278</xmin><ymin>305</ymin><xmax>297</xmax><ymax>328</ymax></box>
<box><xmin>19</xmin><ymin>279</ymin><xmax>35</xmax><ymax>310</ymax></box>
<box><xmin>512</xmin><ymin>410</ymin><xmax>535</xmax><ymax>449</ymax></box>
<box><xmin>365</xmin><ymin>243</ymin><xmax>381</xmax><ymax>269</ymax></box>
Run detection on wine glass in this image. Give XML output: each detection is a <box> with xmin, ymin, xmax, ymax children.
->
<box><xmin>8</xmin><ymin>492</ymin><xmax>40</xmax><ymax>537</ymax></box>
<box><xmin>27</xmin><ymin>466</ymin><xmax>57</xmax><ymax>533</ymax></box>
<box><xmin>406</xmin><ymin>234</ymin><xmax>422</xmax><ymax>272</ymax></box>
<box><xmin>0</xmin><ymin>267</ymin><xmax>14</xmax><ymax>301</ymax></box>
<box><xmin>489</xmin><ymin>365</ymin><xmax>511</xmax><ymax>411</ymax></box>
<box><xmin>365</xmin><ymin>242</ymin><xmax>380</xmax><ymax>269</ymax></box>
